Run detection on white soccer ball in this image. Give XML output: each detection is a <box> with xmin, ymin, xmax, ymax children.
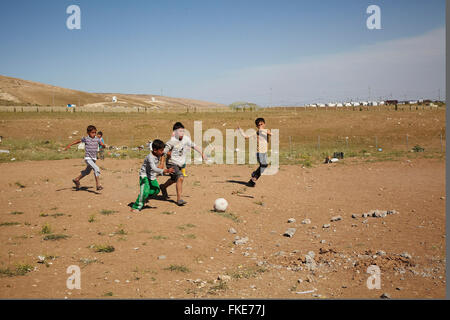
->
<box><xmin>214</xmin><ymin>198</ymin><xmax>228</xmax><ymax>212</ymax></box>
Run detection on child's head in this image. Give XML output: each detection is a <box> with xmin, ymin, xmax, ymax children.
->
<box><xmin>172</xmin><ymin>122</ymin><xmax>185</xmax><ymax>140</ymax></box>
<box><xmin>87</xmin><ymin>125</ymin><xmax>97</xmax><ymax>138</ymax></box>
<box><xmin>255</xmin><ymin>118</ymin><xmax>265</xmax><ymax>128</ymax></box>
<box><xmin>151</xmin><ymin>139</ymin><xmax>165</xmax><ymax>156</ymax></box>
<box><xmin>97</xmin><ymin>131</ymin><xmax>103</xmax><ymax>138</ymax></box>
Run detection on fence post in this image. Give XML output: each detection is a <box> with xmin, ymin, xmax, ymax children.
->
<box><xmin>406</xmin><ymin>134</ymin><xmax>409</xmax><ymax>150</ymax></box>
<box><xmin>289</xmin><ymin>136</ymin><xmax>292</xmax><ymax>156</ymax></box>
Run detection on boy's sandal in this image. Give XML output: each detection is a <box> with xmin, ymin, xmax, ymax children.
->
<box><xmin>96</xmin><ymin>186</ymin><xmax>104</xmax><ymax>191</ymax></box>
<box><xmin>72</xmin><ymin>179</ymin><xmax>80</xmax><ymax>190</ymax></box>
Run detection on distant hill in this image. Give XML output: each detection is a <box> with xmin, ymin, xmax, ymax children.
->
<box><xmin>0</xmin><ymin>75</ymin><xmax>226</xmax><ymax>110</ymax></box>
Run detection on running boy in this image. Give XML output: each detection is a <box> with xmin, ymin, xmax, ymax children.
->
<box><xmin>64</xmin><ymin>125</ymin><xmax>106</xmax><ymax>191</ymax></box>
<box><xmin>237</xmin><ymin>117</ymin><xmax>272</xmax><ymax>187</ymax></box>
<box><xmin>160</xmin><ymin>122</ymin><xmax>207</xmax><ymax>206</ymax></box>
<box><xmin>131</xmin><ymin>139</ymin><xmax>174</xmax><ymax>212</ymax></box>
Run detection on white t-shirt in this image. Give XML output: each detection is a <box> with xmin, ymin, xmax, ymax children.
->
<box><xmin>256</xmin><ymin>129</ymin><xmax>269</xmax><ymax>153</ymax></box>
<box><xmin>164</xmin><ymin>135</ymin><xmax>196</xmax><ymax>167</ymax></box>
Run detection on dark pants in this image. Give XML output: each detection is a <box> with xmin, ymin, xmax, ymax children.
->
<box><xmin>251</xmin><ymin>153</ymin><xmax>268</xmax><ymax>180</ymax></box>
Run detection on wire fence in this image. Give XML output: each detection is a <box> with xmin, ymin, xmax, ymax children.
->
<box><xmin>0</xmin><ymin>103</ymin><xmax>444</xmax><ymax>113</ymax></box>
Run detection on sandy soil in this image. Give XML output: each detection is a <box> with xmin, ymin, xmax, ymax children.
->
<box><xmin>0</xmin><ymin>157</ymin><xmax>445</xmax><ymax>299</ymax></box>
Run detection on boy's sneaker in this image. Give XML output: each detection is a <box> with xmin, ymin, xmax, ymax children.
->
<box><xmin>160</xmin><ymin>185</ymin><xmax>169</xmax><ymax>199</ymax></box>
<box><xmin>247</xmin><ymin>180</ymin><xmax>256</xmax><ymax>187</ymax></box>
<box><xmin>177</xmin><ymin>199</ymin><xmax>187</xmax><ymax>206</ymax></box>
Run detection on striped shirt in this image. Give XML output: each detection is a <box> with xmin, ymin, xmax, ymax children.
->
<box><xmin>81</xmin><ymin>136</ymin><xmax>101</xmax><ymax>160</ymax></box>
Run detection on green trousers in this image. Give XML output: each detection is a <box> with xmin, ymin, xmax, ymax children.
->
<box><xmin>132</xmin><ymin>177</ymin><xmax>160</xmax><ymax>210</ymax></box>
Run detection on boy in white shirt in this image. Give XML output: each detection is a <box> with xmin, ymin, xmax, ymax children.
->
<box><xmin>160</xmin><ymin>122</ymin><xmax>207</xmax><ymax>206</ymax></box>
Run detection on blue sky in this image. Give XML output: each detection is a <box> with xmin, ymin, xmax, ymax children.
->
<box><xmin>0</xmin><ymin>0</ymin><xmax>445</xmax><ymax>105</ymax></box>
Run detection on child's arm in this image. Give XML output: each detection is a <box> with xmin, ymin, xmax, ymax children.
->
<box><xmin>237</xmin><ymin>127</ymin><xmax>249</xmax><ymax>139</ymax></box>
<box><xmin>64</xmin><ymin>139</ymin><xmax>82</xmax><ymax>150</ymax></box>
<box><xmin>158</xmin><ymin>155</ymin><xmax>166</xmax><ymax>169</ymax></box>
<box><xmin>99</xmin><ymin>140</ymin><xmax>106</xmax><ymax>149</ymax></box>
<box><xmin>193</xmin><ymin>145</ymin><xmax>207</xmax><ymax>161</ymax></box>
<box><xmin>149</xmin><ymin>156</ymin><xmax>173</xmax><ymax>175</ymax></box>
<box><xmin>237</xmin><ymin>127</ymin><xmax>257</xmax><ymax>139</ymax></box>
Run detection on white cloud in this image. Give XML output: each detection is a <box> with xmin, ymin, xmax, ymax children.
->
<box><xmin>182</xmin><ymin>27</ymin><xmax>445</xmax><ymax>105</ymax></box>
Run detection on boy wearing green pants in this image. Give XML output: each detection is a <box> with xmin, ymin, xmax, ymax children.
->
<box><xmin>131</xmin><ymin>139</ymin><xmax>174</xmax><ymax>212</ymax></box>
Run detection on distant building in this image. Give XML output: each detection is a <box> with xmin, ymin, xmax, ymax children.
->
<box><xmin>385</xmin><ymin>100</ymin><xmax>398</xmax><ymax>105</ymax></box>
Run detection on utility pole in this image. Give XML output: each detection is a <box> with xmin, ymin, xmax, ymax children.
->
<box><xmin>270</xmin><ymin>87</ymin><xmax>272</xmax><ymax>108</ymax></box>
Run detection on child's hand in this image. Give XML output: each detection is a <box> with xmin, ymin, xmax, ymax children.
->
<box><xmin>164</xmin><ymin>168</ymin><xmax>175</xmax><ymax>174</ymax></box>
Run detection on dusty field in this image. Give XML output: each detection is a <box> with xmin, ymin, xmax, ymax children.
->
<box><xmin>0</xmin><ymin>157</ymin><xmax>445</xmax><ymax>299</ymax></box>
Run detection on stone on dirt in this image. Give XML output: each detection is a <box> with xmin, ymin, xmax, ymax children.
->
<box><xmin>233</xmin><ymin>237</ymin><xmax>249</xmax><ymax>245</ymax></box>
<box><xmin>283</xmin><ymin>228</ymin><xmax>297</xmax><ymax>238</ymax></box>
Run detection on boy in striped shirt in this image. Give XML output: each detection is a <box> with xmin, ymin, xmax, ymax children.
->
<box><xmin>64</xmin><ymin>125</ymin><xmax>106</xmax><ymax>191</ymax></box>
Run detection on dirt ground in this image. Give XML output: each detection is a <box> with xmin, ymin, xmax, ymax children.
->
<box><xmin>0</xmin><ymin>157</ymin><xmax>445</xmax><ymax>299</ymax></box>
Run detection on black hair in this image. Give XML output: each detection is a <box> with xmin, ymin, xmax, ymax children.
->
<box><xmin>97</xmin><ymin>131</ymin><xmax>103</xmax><ymax>136</ymax></box>
<box><xmin>87</xmin><ymin>125</ymin><xmax>97</xmax><ymax>133</ymax></box>
<box><xmin>173</xmin><ymin>122</ymin><xmax>184</xmax><ymax>131</ymax></box>
<box><xmin>255</xmin><ymin>118</ymin><xmax>265</xmax><ymax>126</ymax></box>
<box><xmin>152</xmin><ymin>139</ymin><xmax>165</xmax><ymax>151</ymax></box>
